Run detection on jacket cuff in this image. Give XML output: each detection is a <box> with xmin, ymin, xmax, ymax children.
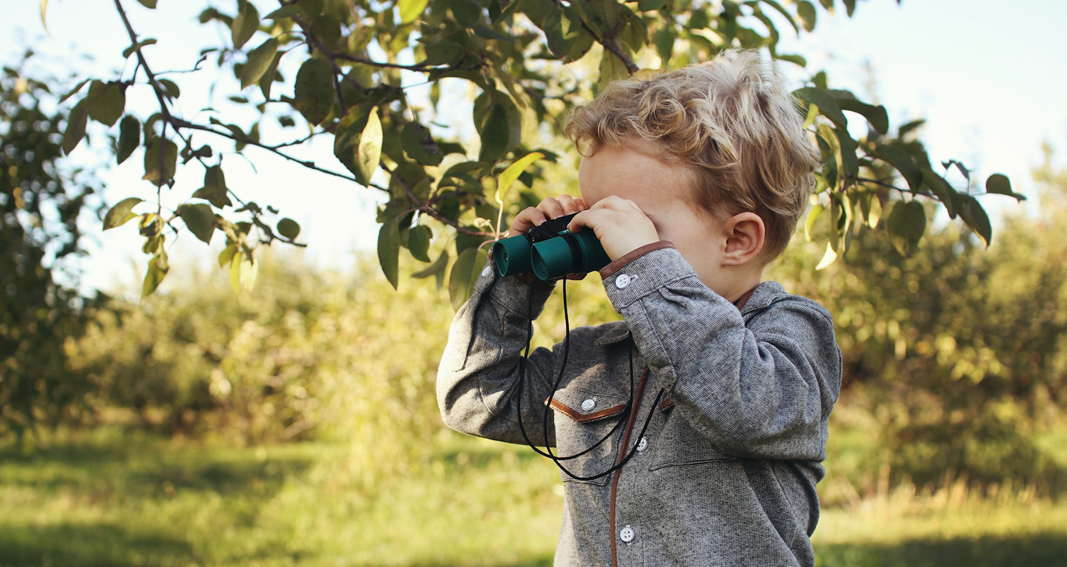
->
<box><xmin>598</xmin><ymin>241</ymin><xmax>675</xmax><ymax>278</ymax></box>
<box><xmin>601</xmin><ymin>246</ymin><xmax>703</xmax><ymax>311</ymax></box>
<box><xmin>472</xmin><ymin>259</ymin><xmax>556</xmax><ymax>317</ymax></box>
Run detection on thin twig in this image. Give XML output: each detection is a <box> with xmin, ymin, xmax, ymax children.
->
<box><xmin>857</xmin><ymin>177</ymin><xmax>935</xmax><ymax>200</ymax></box>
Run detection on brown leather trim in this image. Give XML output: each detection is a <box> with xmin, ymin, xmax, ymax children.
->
<box><xmin>598</xmin><ymin>241</ymin><xmax>675</xmax><ymax>278</ymax></box>
<box><xmin>658</xmin><ymin>396</ymin><xmax>674</xmax><ymax>411</ymax></box>
<box><xmin>548</xmin><ymin>399</ymin><xmax>627</xmax><ymax>423</ymax></box>
<box><xmin>732</xmin><ymin>285</ymin><xmax>758</xmax><ymax>310</ymax></box>
<box><xmin>610</xmin><ymin>367</ymin><xmax>650</xmax><ymax>567</ymax></box>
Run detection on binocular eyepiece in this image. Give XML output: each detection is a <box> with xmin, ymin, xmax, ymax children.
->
<box><xmin>492</xmin><ymin>213</ymin><xmax>611</xmax><ymax>281</ymax></box>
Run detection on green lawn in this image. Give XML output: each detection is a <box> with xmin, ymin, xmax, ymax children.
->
<box><xmin>2</xmin><ymin>426</ymin><xmax>1066</xmax><ymax>566</ymax></box>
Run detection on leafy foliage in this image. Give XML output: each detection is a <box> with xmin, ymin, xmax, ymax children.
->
<box><xmin>0</xmin><ymin>54</ymin><xmax>107</xmax><ymax>444</ymax></box>
<box><xmin>770</xmin><ymin>153</ymin><xmax>1067</xmax><ymax>488</ymax></box>
<box><xmin>42</xmin><ymin>0</ymin><xmax>1020</xmax><ymax>304</ymax></box>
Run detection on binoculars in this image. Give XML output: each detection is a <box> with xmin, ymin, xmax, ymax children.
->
<box><xmin>492</xmin><ymin>212</ymin><xmax>611</xmax><ymax>280</ymax></box>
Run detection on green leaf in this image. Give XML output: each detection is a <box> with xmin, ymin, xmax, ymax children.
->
<box><xmin>378</xmin><ymin>217</ymin><xmax>401</xmax><ymax>289</ymax></box>
<box><xmin>815</xmin><ymin>242</ymin><xmax>837</xmax><ymax>270</ymax></box>
<box><xmin>985</xmin><ymin>173</ymin><xmax>1018</xmax><ymax>198</ymax></box>
<box><xmin>241</xmin><ymin>37</ymin><xmax>279</xmax><ymax>89</ymax></box>
<box><xmin>842</xmin><ymin>0</ymin><xmax>856</xmax><ymax>16</ymax></box>
<box><xmin>218</xmin><ymin>244</ymin><xmax>238</xmax><ymax>268</ymax></box>
<box><xmin>449</xmin><ymin>247</ymin><xmax>489</xmax><ymax>311</ymax></box>
<box><xmin>229</xmin><ymin>250</ymin><xmax>257</xmax><ymax>293</ymax></box>
<box><xmin>62</xmin><ymin>98</ymin><xmax>89</xmax><ymax>155</ymax></box>
<box><xmin>157</xmin><ymin>78</ymin><xmax>180</xmax><ymax>99</ymax></box>
<box><xmin>921</xmin><ymin>168</ymin><xmax>958</xmax><ymax>219</ymax></box>
<box><xmin>259</xmin><ymin>51</ymin><xmax>283</xmax><ymax>100</ymax></box>
<box><xmin>898</xmin><ymin>119</ymin><xmax>925</xmax><ymax>139</ymax></box>
<box><xmin>60</xmin><ymin>78</ymin><xmax>90</xmax><ymax>103</ymax></box>
<box><xmin>653</xmin><ymin>27</ymin><xmax>673</xmax><ymax>63</ymax></box>
<box><xmin>192</xmin><ymin>165</ymin><xmax>233</xmax><ymax>209</ymax></box>
<box><xmin>293</xmin><ymin>58</ymin><xmax>334</xmax><ymax>125</ymax></box>
<box><xmin>310</xmin><ymin>15</ymin><xmax>342</xmax><ymax>48</ymax></box>
<box><xmin>277</xmin><ymin>218</ymin><xmax>301</xmax><ymax>240</ymax></box>
<box><xmin>796</xmin><ymin>0</ymin><xmax>817</xmax><ymax>31</ymax></box>
<box><xmin>333</xmin><ymin>106</ymin><xmax>369</xmax><ymax>180</ymax></box>
<box><xmin>87</xmin><ymin>81</ymin><xmax>125</xmax><ymax>126</ymax></box>
<box><xmin>136</xmin><ymin>0</ymin><xmax>158</xmax><ymax>8</ymax></box>
<box><xmin>412</xmin><ymin>251</ymin><xmax>449</xmax><ymax>289</ymax></box>
<box><xmin>358</xmin><ymin>107</ymin><xmax>383</xmax><ymax>185</ymax></box>
<box><xmin>122</xmin><ymin>38</ymin><xmax>157</xmax><ymax>58</ymax></box>
<box><xmin>804</xmin><ymin>203</ymin><xmax>823</xmax><ymax>242</ymax></box>
<box><xmin>143</xmin><ymin>252</ymin><xmax>168</xmax><ymax>299</ymax></box>
<box><xmin>142</xmin><ymin>138</ymin><xmax>177</xmax><ymax>186</ymax></box>
<box><xmin>959</xmin><ymin>195</ymin><xmax>992</xmax><ymax>247</ymax></box>
<box><xmin>116</xmin><ymin>115</ymin><xmax>141</xmax><ymax>165</ymax></box>
<box><xmin>873</xmin><ymin>145</ymin><xmax>923</xmax><ymax>193</ymax></box>
<box><xmin>496</xmin><ymin>152</ymin><xmax>543</xmax><ymax>205</ymax></box>
<box><xmin>408</xmin><ymin>225</ymin><xmax>432</xmax><ymax>262</ymax></box>
<box><xmin>401</xmin><ymin>122</ymin><xmax>442</xmax><ymax>166</ymax></box>
<box><xmin>298</xmin><ymin>0</ymin><xmax>325</xmax><ymax>17</ymax></box>
<box><xmin>178</xmin><ymin>203</ymin><xmax>216</xmax><ymax>244</ymax></box>
<box><xmin>598</xmin><ymin>50</ymin><xmax>629</xmax><ymax>93</ymax></box>
<box><xmin>794</xmin><ymin>87</ymin><xmax>848</xmax><ymax>130</ymax></box>
<box><xmin>264</xmin><ymin>5</ymin><xmax>304</xmax><ymax>19</ymax></box>
<box><xmin>399</xmin><ymin>0</ymin><xmax>429</xmax><ymax>24</ymax></box>
<box><xmin>833</xmin><ymin>125</ymin><xmax>859</xmax><ymax>188</ymax></box>
<box><xmin>232</xmin><ymin>1</ymin><xmax>260</xmax><ymax>49</ymax></box>
<box><xmin>543</xmin><ymin>8</ymin><xmax>576</xmax><ymax>58</ymax></box>
<box><xmin>103</xmin><ymin>197</ymin><xmax>143</xmax><ymax>230</ymax></box>
<box><xmin>477</xmin><ymin>103</ymin><xmax>510</xmax><ymax>162</ymax></box>
<box><xmin>836</xmin><ymin>98</ymin><xmax>888</xmax><ymax>134</ymax></box>
<box><xmin>886</xmin><ymin>200</ymin><xmax>926</xmax><ymax>256</ymax></box>
<box><xmin>448</xmin><ymin>0</ymin><xmax>481</xmax><ymax>27</ymax></box>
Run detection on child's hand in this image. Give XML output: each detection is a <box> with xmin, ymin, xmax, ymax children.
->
<box><xmin>567</xmin><ymin>196</ymin><xmax>660</xmax><ymax>260</ymax></box>
<box><xmin>508</xmin><ymin>195</ymin><xmax>587</xmax><ymax>237</ymax></box>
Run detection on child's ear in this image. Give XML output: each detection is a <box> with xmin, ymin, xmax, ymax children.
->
<box><xmin>722</xmin><ymin>212</ymin><xmax>765</xmax><ymax>266</ymax></box>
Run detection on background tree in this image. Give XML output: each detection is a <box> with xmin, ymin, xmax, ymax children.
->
<box><xmin>44</xmin><ymin>0</ymin><xmax>1023</xmax><ymax>303</ymax></box>
<box><xmin>769</xmin><ymin>147</ymin><xmax>1067</xmax><ymax>492</ymax></box>
<box><xmin>0</xmin><ymin>52</ymin><xmax>106</xmax><ymax>444</ymax></box>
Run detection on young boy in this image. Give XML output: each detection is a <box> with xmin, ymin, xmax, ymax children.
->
<box><xmin>437</xmin><ymin>50</ymin><xmax>841</xmax><ymax>567</ymax></box>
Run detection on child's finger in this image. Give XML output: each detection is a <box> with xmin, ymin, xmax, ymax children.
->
<box><xmin>536</xmin><ymin>197</ymin><xmax>565</xmax><ymax>220</ymax></box>
<box><xmin>555</xmin><ymin>194</ymin><xmax>582</xmax><ymax>216</ymax></box>
<box><xmin>508</xmin><ymin>206</ymin><xmax>547</xmax><ymax>237</ymax></box>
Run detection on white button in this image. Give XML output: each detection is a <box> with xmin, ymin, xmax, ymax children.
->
<box><xmin>481</xmin><ymin>266</ymin><xmax>492</xmax><ymax>277</ymax></box>
<box><xmin>636</xmin><ymin>437</ymin><xmax>648</xmax><ymax>452</ymax></box>
<box><xmin>615</xmin><ymin>274</ymin><xmax>633</xmax><ymax>289</ymax></box>
<box><xmin>620</xmin><ymin>525</ymin><xmax>635</xmax><ymax>543</ymax></box>
<box><xmin>580</xmin><ymin>399</ymin><xmax>596</xmax><ymax>411</ymax></box>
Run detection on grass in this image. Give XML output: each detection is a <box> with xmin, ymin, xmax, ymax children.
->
<box><xmin>2</xmin><ymin>426</ymin><xmax>1067</xmax><ymax>566</ymax></box>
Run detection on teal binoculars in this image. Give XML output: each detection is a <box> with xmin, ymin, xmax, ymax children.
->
<box><xmin>492</xmin><ymin>213</ymin><xmax>611</xmax><ymax>280</ymax></box>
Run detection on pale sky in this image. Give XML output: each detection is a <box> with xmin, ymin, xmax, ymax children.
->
<box><xmin>4</xmin><ymin>0</ymin><xmax>1065</xmax><ymax>295</ymax></box>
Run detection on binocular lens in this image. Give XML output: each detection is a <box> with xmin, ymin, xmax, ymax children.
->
<box><xmin>531</xmin><ymin>231</ymin><xmax>611</xmax><ymax>280</ymax></box>
<box><xmin>491</xmin><ymin>217</ymin><xmax>610</xmax><ymax>280</ymax></box>
<box><xmin>492</xmin><ymin>236</ymin><xmax>532</xmax><ymax>278</ymax></box>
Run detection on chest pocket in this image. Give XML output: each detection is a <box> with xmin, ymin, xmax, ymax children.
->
<box><xmin>549</xmin><ymin>384</ymin><xmax>630</xmax><ymax>486</ymax></box>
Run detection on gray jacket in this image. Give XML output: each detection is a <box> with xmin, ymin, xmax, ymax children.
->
<box><xmin>437</xmin><ymin>245</ymin><xmax>841</xmax><ymax>567</ymax></box>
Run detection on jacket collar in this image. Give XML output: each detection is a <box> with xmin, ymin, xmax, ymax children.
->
<box><xmin>739</xmin><ymin>281</ymin><xmax>787</xmax><ymax>315</ymax></box>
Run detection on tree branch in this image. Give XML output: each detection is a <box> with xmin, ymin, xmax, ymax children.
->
<box><xmin>857</xmin><ymin>177</ymin><xmax>935</xmax><ymax>200</ymax></box>
<box><xmin>381</xmin><ymin>162</ymin><xmax>496</xmax><ymax>238</ymax></box>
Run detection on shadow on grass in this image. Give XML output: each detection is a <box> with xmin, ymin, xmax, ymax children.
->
<box><xmin>817</xmin><ymin>532</ymin><xmax>1067</xmax><ymax>567</ymax></box>
<box><xmin>0</xmin><ymin>522</ymin><xmax>194</xmax><ymax>567</ymax></box>
<box><xmin>0</xmin><ymin>433</ymin><xmax>315</xmax><ymax>498</ymax></box>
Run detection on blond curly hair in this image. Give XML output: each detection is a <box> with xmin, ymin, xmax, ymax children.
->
<box><xmin>563</xmin><ymin>50</ymin><xmax>820</xmax><ymax>261</ymax></box>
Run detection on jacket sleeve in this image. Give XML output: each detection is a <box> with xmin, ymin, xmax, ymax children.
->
<box><xmin>601</xmin><ymin>247</ymin><xmax>842</xmax><ymax>461</ymax></box>
<box><xmin>436</xmin><ymin>263</ymin><xmax>561</xmax><ymax>447</ymax></box>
